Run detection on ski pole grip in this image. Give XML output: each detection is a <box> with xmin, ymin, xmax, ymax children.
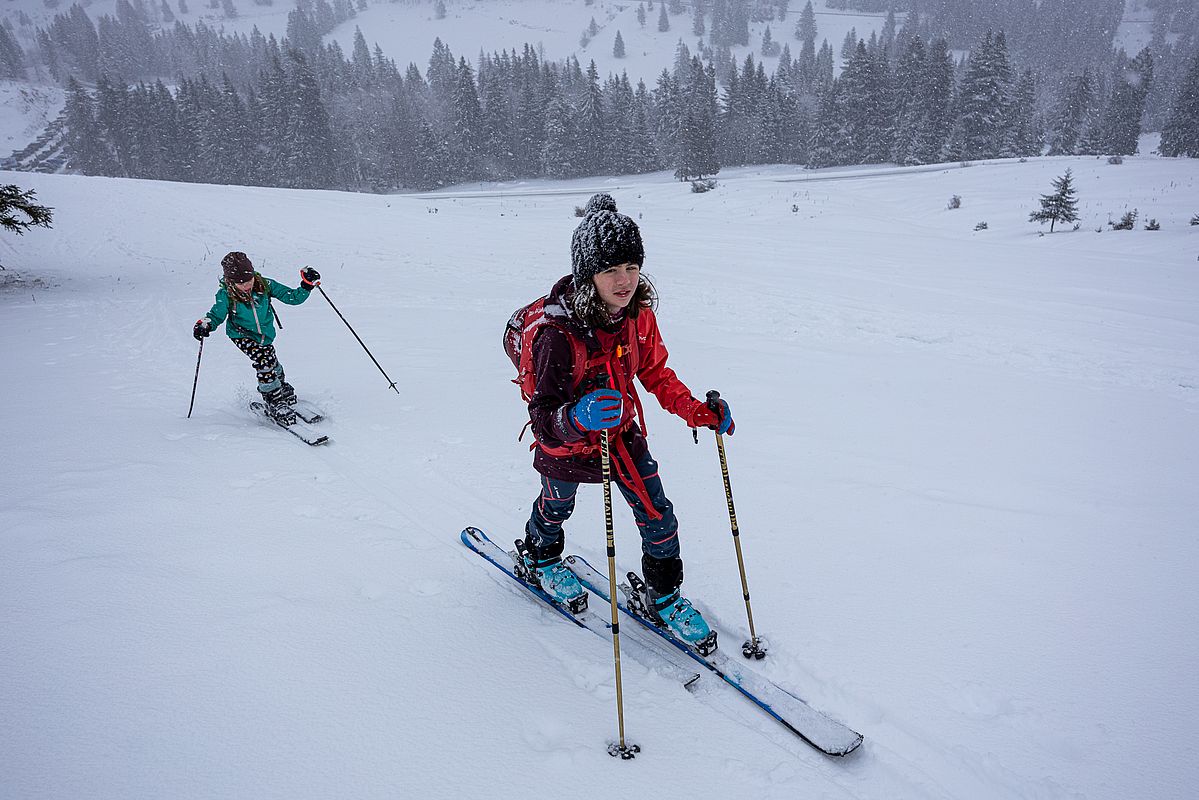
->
<box><xmin>706</xmin><ymin>389</ymin><xmax>721</xmax><ymax>411</ymax></box>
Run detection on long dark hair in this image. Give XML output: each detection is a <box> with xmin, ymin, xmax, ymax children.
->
<box><xmin>570</xmin><ymin>273</ymin><xmax>658</xmax><ymax>330</ymax></box>
<box><xmin>224</xmin><ymin>273</ymin><xmax>267</xmax><ymax>305</ymax></box>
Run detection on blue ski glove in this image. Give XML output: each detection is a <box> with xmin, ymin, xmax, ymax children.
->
<box><xmin>571</xmin><ymin>388</ymin><xmax>623</xmax><ymax>431</ymax></box>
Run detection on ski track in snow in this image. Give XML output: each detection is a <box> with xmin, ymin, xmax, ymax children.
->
<box><xmin>2</xmin><ymin>157</ymin><xmax>1198</xmax><ymax>799</ymax></box>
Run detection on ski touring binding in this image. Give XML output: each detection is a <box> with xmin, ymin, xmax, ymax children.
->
<box><xmin>512</xmin><ymin>539</ymin><xmax>588</xmax><ymax>615</ymax></box>
<box><xmin>623</xmin><ymin>571</ymin><xmax>718</xmax><ymax>657</ymax></box>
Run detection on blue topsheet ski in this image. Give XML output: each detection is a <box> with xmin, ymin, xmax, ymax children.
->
<box><xmin>460</xmin><ymin>527</ymin><xmax>863</xmax><ymax>757</ymax></box>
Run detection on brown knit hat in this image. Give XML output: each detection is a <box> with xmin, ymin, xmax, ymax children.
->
<box><xmin>221</xmin><ymin>251</ymin><xmax>254</xmax><ymax>283</ymax></box>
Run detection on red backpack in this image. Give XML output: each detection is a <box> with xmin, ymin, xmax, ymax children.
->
<box><xmin>504</xmin><ymin>296</ymin><xmax>590</xmax><ymax>402</ymax></box>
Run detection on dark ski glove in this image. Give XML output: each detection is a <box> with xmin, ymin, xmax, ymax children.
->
<box><xmin>571</xmin><ymin>388</ymin><xmax>623</xmax><ymax>431</ymax></box>
<box><xmin>300</xmin><ymin>267</ymin><xmax>321</xmax><ymax>289</ymax></box>
<box><xmin>687</xmin><ymin>396</ymin><xmax>734</xmax><ymax>436</ymax></box>
<box><xmin>193</xmin><ymin>318</ymin><xmax>211</xmax><ymax>341</ymax></box>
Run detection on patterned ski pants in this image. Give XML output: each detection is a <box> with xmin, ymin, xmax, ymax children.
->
<box><xmin>527</xmin><ymin>448</ymin><xmax>680</xmax><ymax>561</ymax></box>
<box><xmin>232</xmin><ymin>338</ymin><xmax>286</xmax><ymax>394</ymax></box>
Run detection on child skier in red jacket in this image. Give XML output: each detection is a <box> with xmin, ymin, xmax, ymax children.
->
<box><xmin>519</xmin><ymin>194</ymin><xmax>734</xmax><ymax>648</ymax></box>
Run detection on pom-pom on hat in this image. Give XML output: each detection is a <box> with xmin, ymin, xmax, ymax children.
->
<box><xmin>570</xmin><ymin>193</ymin><xmax>644</xmax><ymax>287</ymax></box>
<box><xmin>221</xmin><ymin>251</ymin><xmax>254</xmax><ymax>283</ymax></box>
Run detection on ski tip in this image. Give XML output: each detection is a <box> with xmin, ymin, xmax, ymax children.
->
<box><xmin>829</xmin><ymin>734</ymin><xmax>865</xmax><ymax>757</ymax></box>
<box><xmin>460</xmin><ymin>527</ymin><xmax>487</xmax><ymax>547</ymax></box>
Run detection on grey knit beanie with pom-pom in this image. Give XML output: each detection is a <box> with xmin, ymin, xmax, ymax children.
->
<box><xmin>570</xmin><ymin>193</ymin><xmax>644</xmax><ymax>287</ymax></box>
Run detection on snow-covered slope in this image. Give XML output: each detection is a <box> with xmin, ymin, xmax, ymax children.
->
<box><xmin>2</xmin><ymin>156</ymin><xmax>1197</xmax><ymax>799</ymax></box>
<box><xmin>0</xmin><ymin>0</ymin><xmax>892</xmax><ymax>87</ymax></box>
<box><xmin>328</xmin><ymin>0</ymin><xmax>889</xmax><ymax>82</ymax></box>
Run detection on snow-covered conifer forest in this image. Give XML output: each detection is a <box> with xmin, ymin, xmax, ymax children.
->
<box><xmin>0</xmin><ymin>0</ymin><xmax>1197</xmax><ymax>189</ymax></box>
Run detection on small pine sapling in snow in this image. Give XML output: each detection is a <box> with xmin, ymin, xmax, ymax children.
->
<box><xmin>1029</xmin><ymin>169</ymin><xmax>1080</xmax><ymax>233</ymax></box>
<box><xmin>947</xmin><ymin>194</ymin><xmax>961</xmax><ymax>210</ymax></box>
<box><xmin>974</xmin><ymin>221</ymin><xmax>988</xmax><ymax>231</ymax></box>
<box><xmin>1190</xmin><ymin>214</ymin><xmax>1199</xmax><ymax>226</ymax></box>
<box><xmin>691</xmin><ymin>179</ymin><xmax>717</xmax><ymax>193</ymax></box>
<box><xmin>1145</xmin><ymin>218</ymin><xmax>1160</xmax><ymax>231</ymax></box>
<box><xmin>1108</xmin><ymin>155</ymin><xmax>1124</xmax><ymax>165</ymax></box>
<box><xmin>1109</xmin><ymin>209</ymin><xmax>1138</xmax><ymax>230</ymax></box>
<box><xmin>435</xmin><ymin>0</ymin><xmax>446</xmax><ymax>19</ymax></box>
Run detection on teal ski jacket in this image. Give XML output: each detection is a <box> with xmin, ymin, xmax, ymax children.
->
<box><xmin>205</xmin><ymin>274</ymin><xmax>312</xmax><ymax>345</ymax></box>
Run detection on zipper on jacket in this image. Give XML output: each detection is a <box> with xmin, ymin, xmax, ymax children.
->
<box><xmin>249</xmin><ymin>295</ymin><xmax>265</xmax><ymax>343</ymax></box>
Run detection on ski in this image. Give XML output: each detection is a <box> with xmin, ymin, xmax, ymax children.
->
<box><xmin>249</xmin><ymin>401</ymin><xmax>329</xmax><ymax>446</ymax></box>
<box><xmin>459</xmin><ymin>527</ymin><xmax>706</xmax><ymax>682</ymax></box>
<box><xmin>291</xmin><ymin>399</ymin><xmax>324</xmax><ymax>424</ymax></box>
<box><xmin>564</xmin><ymin>554</ymin><xmax>864</xmax><ymax>757</ymax></box>
<box><xmin>460</xmin><ymin>526</ymin><xmax>593</xmax><ymax>630</ymax></box>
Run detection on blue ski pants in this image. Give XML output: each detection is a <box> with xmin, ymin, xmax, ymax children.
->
<box><xmin>527</xmin><ymin>448</ymin><xmax>680</xmax><ymax>561</ymax></box>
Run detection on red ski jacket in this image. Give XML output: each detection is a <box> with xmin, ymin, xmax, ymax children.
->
<box><xmin>528</xmin><ymin>276</ymin><xmax>704</xmax><ymax>513</ymax></box>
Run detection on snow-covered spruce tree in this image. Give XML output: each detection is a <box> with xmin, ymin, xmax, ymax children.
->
<box><xmin>1160</xmin><ymin>50</ymin><xmax>1199</xmax><ymax>158</ymax></box>
<box><xmin>0</xmin><ymin>23</ymin><xmax>25</xmax><ymax>79</ymax></box>
<box><xmin>794</xmin><ymin>2</ymin><xmax>817</xmax><ymax>91</ymax></box>
<box><xmin>673</xmin><ymin>57</ymin><xmax>719</xmax><ymax>181</ymax></box>
<box><xmin>890</xmin><ymin>34</ymin><xmax>927</xmax><ymax>165</ymax></box>
<box><xmin>1007</xmin><ymin>69</ymin><xmax>1042</xmax><ymax>158</ymax></box>
<box><xmin>1093</xmin><ymin>48</ymin><xmax>1153</xmax><ymax>156</ymax></box>
<box><xmin>62</xmin><ymin>77</ymin><xmax>117</xmax><ymax>175</ymax></box>
<box><xmin>614</xmin><ymin>30</ymin><xmax>626</xmax><ymax>58</ymax></box>
<box><xmin>542</xmin><ymin>93</ymin><xmax>580</xmax><ymax>178</ymax></box>
<box><xmin>282</xmin><ymin>50</ymin><xmax>337</xmax><ymax>189</ymax></box>
<box><xmin>1047</xmin><ymin>70</ymin><xmax>1098</xmax><ymax>156</ymax></box>
<box><xmin>658</xmin><ymin>4</ymin><xmax>669</xmax><ymax>33</ymax></box>
<box><xmin>450</xmin><ymin>57</ymin><xmax>484</xmax><ymax>183</ymax></box>
<box><xmin>1029</xmin><ymin>169</ymin><xmax>1080</xmax><ymax>233</ymax></box>
<box><xmin>945</xmin><ymin>30</ymin><xmax>1014</xmax><ymax>161</ymax></box>
<box><xmin>578</xmin><ymin>60</ymin><xmax>605</xmax><ymax>174</ymax></box>
<box><xmin>480</xmin><ymin>64</ymin><xmax>514</xmax><ymax>180</ymax></box>
<box><xmin>0</xmin><ymin>185</ymin><xmax>53</xmax><ymax>236</ymax></box>
<box><xmin>412</xmin><ymin>120</ymin><xmax>450</xmax><ymax>190</ymax></box>
<box><xmin>807</xmin><ymin>80</ymin><xmax>848</xmax><ymax>168</ymax></box>
<box><xmin>837</xmin><ymin>41</ymin><xmax>890</xmax><ymax>165</ymax></box>
<box><xmin>513</xmin><ymin>77</ymin><xmax>548</xmax><ymax>177</ymax></box>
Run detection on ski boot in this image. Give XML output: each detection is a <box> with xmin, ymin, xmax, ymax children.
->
<box><xmin>262</xmin><ymin>387</ymin><xmax>297</xmax><ymax>425</ymax></box>
<box><xmin>276</xmin><ymin>381</ymin><xmax>297</xmax><ymax>406</ymax></box>
<box><xmin>513</xmin><ymin>538</ymin><xmax>588</xmax><ymax>613</ymax></box>
<box><xmin>627</xmin><ymin>571</ymin><xmax>718</xmax><ymax>656</ymax></box>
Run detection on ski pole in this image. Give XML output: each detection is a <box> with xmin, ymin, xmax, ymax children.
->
<box><xmin>315</xmin><ymin>285</ymin><xmax>400</xmax><ymax>394</ymax></box>
<box><xmin>706</xmin><ymin>389</ymin><xmax>767</xmax><ymax>660</ymax></box>
<box><xmin>187</xmin><ymin>338</ymin><xmax>204</xmax><ymax>419</ymax></box>
<box><xmin>601</xmin><ymin>423</ymin><xmax>639</xmax><ymax>759</ymax></box>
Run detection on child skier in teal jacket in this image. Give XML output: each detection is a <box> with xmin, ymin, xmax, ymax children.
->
<box><xmin>193</xmin><ymin>251</ymin><xmax>320</xmax><ymax>425</ymax></box>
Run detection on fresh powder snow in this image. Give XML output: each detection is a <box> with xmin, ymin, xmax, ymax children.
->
<box><xmin>2</xmin><ymin>156</ymin><xmax>1197</xmax><ymax>799</ymax></box>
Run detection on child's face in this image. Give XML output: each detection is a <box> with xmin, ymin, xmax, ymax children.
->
<box><xmin>593</xmin><ymin>262</ymin><xmax>640</xmax><ymax>314</ymax></box>
<box><xmin>235</xmin><ymin>277</ymin><xmax>253</xmax><ymax>292</ymax></box>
